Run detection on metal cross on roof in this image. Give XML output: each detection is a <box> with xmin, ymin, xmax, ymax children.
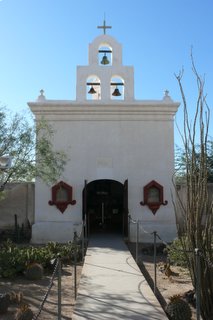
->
<box><xmin>97</xmin><ymin>19</ymin><xmax>112</xmax><ymax>35</ymax></box>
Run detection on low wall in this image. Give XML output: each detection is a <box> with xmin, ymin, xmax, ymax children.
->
<box><xmin>0</xmin><ymin>183</ymin><xmax>34</xmax><ymax>230</ymax></box>
<box><xmin>175</xmin><ymin>183</ymin><xmax>213</xmax><ymax>230</ymax></box>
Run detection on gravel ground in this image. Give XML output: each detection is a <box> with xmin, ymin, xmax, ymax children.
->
<box><xmin>0</xmin><ymin>264</ymin><xmax>82</xmax><ymax>320</ymax></box>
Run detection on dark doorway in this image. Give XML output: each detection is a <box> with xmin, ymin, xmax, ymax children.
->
<box><xmin>83</xmin><ymin>179</ymin><xmax>128</xmax><ymax>236</ymax></box>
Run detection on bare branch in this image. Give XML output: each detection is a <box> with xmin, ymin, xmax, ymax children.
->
<box><xmin>174</xmin><ymin>53</ymin><xmax>213</xmax><ymax>319</ymax></box>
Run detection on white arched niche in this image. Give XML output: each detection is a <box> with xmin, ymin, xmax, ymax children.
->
<box><xmin>86</xmin><ymin>76</ymin><xmax>101</xmax><ymax>100</ymax></box>
<box><xmin>110</xmin><ymin>76</ymin><xmax>124</xmax><ymax>100</ymax></box>
<box><xmin>98</xmin><ymin>44</ymin><xmax>112</xmax><ymax>66</ymax></box>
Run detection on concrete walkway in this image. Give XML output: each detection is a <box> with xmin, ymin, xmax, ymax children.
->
<box><xmin>72</xmin><ymin>233</ymin><xmax>167</xmax><ymax>320</ymax></box>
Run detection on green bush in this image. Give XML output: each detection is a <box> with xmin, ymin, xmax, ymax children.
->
<box><xmin>0</xmin><ymin>239</ymin><xmax>82</xmax><ymax>278</ymax></box>
<box><xmin>166</xmin><ymin>238</ymin><xmax>188</xmax><ymax>267</ymax></box>
<box><xmin>0</xmin><ymin>240</ymin><xmax>26</xmax><ymax>278</ymax></box>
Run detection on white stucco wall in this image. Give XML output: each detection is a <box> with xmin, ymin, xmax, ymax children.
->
<box><xmin>29</xmin><ymin>101</ymin><xmax>179</xmax><ymax>243</ymax></box>
<box><xmin>28</xmin><ymin>33</ymin><xmax>179</xmax><ymax>243</ymax></box>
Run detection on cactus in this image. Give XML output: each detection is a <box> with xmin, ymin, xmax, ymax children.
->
<box><xmin>25</xmin><ymin>262</ymin><xmax>43</xmax><ymax>280</ymax></box>
<box><xmin>15</xmin><ymin>304</ymin><xmax>34</xmax><ymax>320</ymax></box>
<box><xmin>166</xmin><ymin>294</ymin><xmax>192</xmax><ymax>320</ymax></box>
<box><xmin>0</xmin><ymin>293</ymin><xmax>10</xmax><ymax>313</ymax></box>
<box><xmin>9</xmin><ymin>291</ymin><xmax>23</xmax><ymax>304</ymax></box>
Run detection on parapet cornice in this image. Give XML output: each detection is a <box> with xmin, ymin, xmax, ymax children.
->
<box><xmin>28</xmin><ymin>99</ymin><xmax>180</xmax><ymax>121</ymax></box>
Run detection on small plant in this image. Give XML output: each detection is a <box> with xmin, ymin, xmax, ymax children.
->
<box><xmin>15</xmin><ymin>304</ymin><xmax>34</xmax><ymax>320</ymax></box>
<box><xmin>0</xmin><ymin>240</ymin><xmax>26</xmax><ymax>278</ymax></box>
<box><xmin>0</xmin><ymin>293</ymin><xmax>10</xmax><ymax>314</ymax></box>
<box><xmin>166</xmin><ymin>238</ymin><xmax>188</xmax><ymax>267</ymax></box>
<box><xmin>9</xmin><ymin>291</ymin><xmax>23</xmax><ymax>304</ymax></box>
<box><xmin>0</xmin><ymin>240</ymin><xmax>82</xmax><ymax>278</ymax></box>
<box><xmin>166</xmin><ymin>294</ymin><xmax>192</xmax><ymax>320</ymax></box>
<box><xmin>25</xmin><ymin>262</ymin><xmax>43</xmax><ymax>280</ymax></box>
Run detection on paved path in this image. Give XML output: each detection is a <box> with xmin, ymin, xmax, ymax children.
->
<box><xmin>72</xmin><ymin>233</ymin><xmax>167</xmax><ymax>320</ymax></box>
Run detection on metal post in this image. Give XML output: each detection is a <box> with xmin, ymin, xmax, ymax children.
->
<box><xmin>195</xmin><ymin>248</ymin><xmax>201</xmax><ymax>320</ymax></box>
<box><xmin>153</xmin><ymin>231</ymin><xmax>157</xmax><ymax>295</ymax></box>
<box><xmin>57</xmin><ymin>257</ymin><xmax>62</xmax><ymax>320</ymax></box>
<box><xmin>136</xmin><ymin>220</ymin><xmax>139</xmax><ymax>264</ymax></box>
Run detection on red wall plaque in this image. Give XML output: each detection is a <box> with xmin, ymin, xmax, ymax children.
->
<box><xmin>140</xmin><ymin>180</ymin><xmax>168</xmax><ymax>215</ymax></box>
<box><xmin>49</xmin><ymin>181</ymin><xmax>76</xmax><ymax>213</ymax></box>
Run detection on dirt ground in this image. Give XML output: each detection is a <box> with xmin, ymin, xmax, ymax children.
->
<box><xmin>139</xmin><ymin>254</ymin><xmax>197</xmax><ymax>320</ymax></box>
<box><xmin>0</xmin><ymin>264</ymin><xmax>82</xmax><ymax>320</ymax></box>
<box><xmin>0</xmin><ymin>251</ymin><xmax>196</xmax><ymax>320</ymax></box>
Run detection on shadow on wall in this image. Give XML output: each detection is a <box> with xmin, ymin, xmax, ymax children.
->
<box><xmin>175</xmin><ymin>183</ymin><xmax>213</xmax><ymax>230</ymax></box>
<box><xmin>0</xmin><ymin>183</ymin><xmax>34</xmax><ymax>239</ymax></box>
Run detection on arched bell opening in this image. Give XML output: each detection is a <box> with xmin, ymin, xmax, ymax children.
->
<box><xmin>111</xmin><ymin>76</ymin><xmax>124</xmax><ymax>100</ymax></box>
<box><xmin>86</xmin><ymin>76</ymin><xmax>101</xmax><ymax>100</ymax></box>
<box><xmin>82</xmin><ymin>179</ymin><xmax>128</xmax><ymax>236</ymax></box>
<box><xmin>98</xmin><ymin>44</ymin><xmax>112</xmax><ymax>66</ymax></box>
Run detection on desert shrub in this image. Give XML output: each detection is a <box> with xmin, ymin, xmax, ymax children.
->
<box><xmin>15</xmin><ymin>304</ymin><xmax>34</xmax><ymax>320</ymax></box>
<box><xmin>0</xmin><ymin>240</ymin><xmax>26</xmax><ymax>277</ymax></box>
<box><xmin>0</xmin><ymin>239</ymin><xmax>82</xmax><ymax>278</ymax></box>
<box><xmin>166</xmin><ymin>294</ymin><xmax>192</xmax><ymax>320</ymax></box>
<box><xmin>25</xmin><ymin>263</ymin><xmax>43</xmax><ymax>280</ymax></box>
<box><xmin>166</xmin><ymin>238</ymin><xmax>188</xmax><ymax>267</ymax></box>
<box><xmin>46</xmin><ymin>241</ymin><xmax>82</xmax><ymax>263</ymax></box>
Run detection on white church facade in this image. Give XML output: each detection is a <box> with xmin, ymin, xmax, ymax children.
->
<box><xmin>28</xmin><ymin>23</ymin><xmax>180</xmax><ymax>244</ymax></box>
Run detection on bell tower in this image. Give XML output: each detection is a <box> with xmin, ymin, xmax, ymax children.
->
<box><xmin>76</xmin><ymin>21</ymin><xmax>134</xmax><ymax>102</ymax></box>
<box><xmin>28</xmin><ymin>21</ymin><xmax>180</xmax><ymax>244</ymax></box>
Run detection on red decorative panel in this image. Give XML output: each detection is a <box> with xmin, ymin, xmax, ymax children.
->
<box><xmin>49</xmin><ymin>181</ymin><xmax>76</xmax><ymax>213</ymax></box>
<box><xmin>140</xmin><ymin>180</ymin><xmax>168</xmax><ymax>215</ymax></box>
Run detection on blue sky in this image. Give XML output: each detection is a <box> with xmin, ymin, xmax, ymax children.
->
<box><xmin>0</xmin><ymin>0</ymin><xmax>212</xmax><ymax>145</ymax></box>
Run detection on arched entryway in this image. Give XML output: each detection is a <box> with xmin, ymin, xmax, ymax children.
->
<box><xmin>83</xmin><ymin>179</ymin><xmax>128</xmax><ymax>236</ymax></box>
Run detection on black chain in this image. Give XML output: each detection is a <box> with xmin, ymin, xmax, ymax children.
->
<box><xmin>129</xmin><ymin>217</ymin><xmax>213</xmax><ymax>272</ymax></box>
<box><xmin>130</xmin><ymin>217</ymin><xmax>194</xmax><ymax>253</ymax></box>
<box><xmin>32</xmin><ymin>258</ymin><xmax>60</xmax><ymax>320</ymax></box>
<box><xmin>128</xmin><ymin>215</ymin><xmax>137</xmax><ymax>224</ymax></box>
<box><xmin>155</xmin><ymin>232</ymin><xmax>169</xmax><ymax>246</ymax></box>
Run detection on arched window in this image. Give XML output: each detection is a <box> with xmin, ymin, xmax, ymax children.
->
<box><xmin>110</xmin><ymin>76</ymin><xmax>124</xmax><ymax>100</ymax></box>
<box><xmin>98</xmin><ymin>44</ymin><xmax>112</xmax><ymax>66</ymax></box>
<box><xmin>86</xmin><ymin>76</ymin><xmax>101</xmax><ymax>100</ymax></box>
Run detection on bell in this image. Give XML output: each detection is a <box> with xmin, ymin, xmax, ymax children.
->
<box><xmin>101</xmin><ymin>54</ymin><xmax>110</xmax><ymax>65</ymax></box>
<box><xmin>88</xmin><ymin>86</ymin><xmax>96</xmax><ymax>94</ymax></box>
<box><xmin>112</xmin><ymin>87</ymin><xmax>121</xmax><ymax>96</ymax></box>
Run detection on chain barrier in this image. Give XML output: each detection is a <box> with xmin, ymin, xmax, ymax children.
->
<box><xmin>129</xmin><ymin>215</ymin><xmax>196</xmax><ymax>254</ymax></box>
<box><xmin>73</xmin><ymin>220</ymin><xmax>87</xmax><ymax>263</ymax></box>
<box><xmin>31</xmin><ymin>224</ymin><xmax>87</xmax><ymax>320</ymax></box>
<box><xmin>73</xmin><ymin>221</ymin><xmax>87</xmax><ymax>299</ymax></box>
<box><xmin>154</xmin><ymin>232</ymin><xmax>212</xmax><ymax>320</ymax></box>
<box><xmin>128</xmin><ymin>216</ymin><xmax>213</xmax><ymax>320</ymax></box>
<box><xmin>32</xmin><ymin>258</ymin><xmax>60</xmax><ymax>320</ymax></box>
<box><xmin>128</xmin><ymin>215</ymin><xmax>137</xmax><ymax>224</ymax></box>
<box><xmin>154</xmin><ymin>232</ymin><xmax>169</xmax><ymax>247</ymax></box>
<box><xmin>73</xmin><ymin>222</ymin><xmax>83</xmax><ymax>242</ymax></box>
